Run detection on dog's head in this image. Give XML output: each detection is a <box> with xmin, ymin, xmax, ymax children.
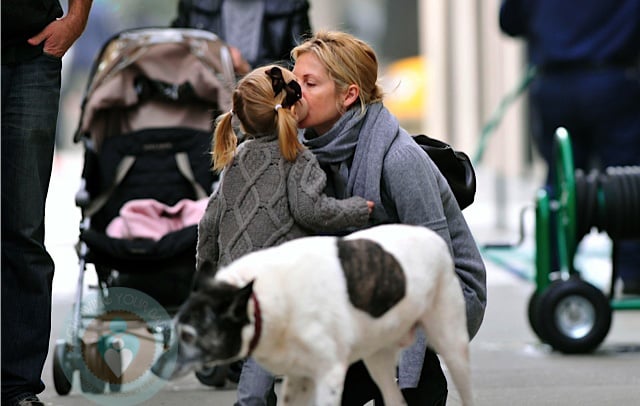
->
<box><xmin>166</xmin><ymin>280</ymin><xmax>255</xmax><ymax>379</ymax></box>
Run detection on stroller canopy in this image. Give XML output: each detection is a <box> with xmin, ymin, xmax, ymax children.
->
<box><xmin>75</xmin><ymin>28</ymin><xmax>235</xmax><ymax>148</ymax></box>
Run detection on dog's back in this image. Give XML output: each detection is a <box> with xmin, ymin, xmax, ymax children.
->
<box><xmin>340</xmin><ymin>225</ymin><xmax>458</xmax><ymax>357</ymax></box>
<box><xmin>215</xmin><ymin>224</ymin><xmax>458</xmax><ymax>366</ymax></box>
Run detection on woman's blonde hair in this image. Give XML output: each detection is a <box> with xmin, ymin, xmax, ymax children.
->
<box><xmin>212</xmin><ymin>65</ymin><xmax>304</xmax><ymax>172</ymax></box>
<box><xmin>291</xmin><ymin>30</ymin><xmax>384</xmax><ymax>113</ymax></box>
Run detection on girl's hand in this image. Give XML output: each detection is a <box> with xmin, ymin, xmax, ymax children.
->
<box><xmin>366</xmin><ymin>201</ymin><xmax>374</xmax><ymax>214</ymax></box>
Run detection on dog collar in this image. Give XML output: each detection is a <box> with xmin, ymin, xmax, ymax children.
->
<box><xmin>248</xmin><ymin>292</ymin><xmax>262</xmax><ymax>355</ymax></box>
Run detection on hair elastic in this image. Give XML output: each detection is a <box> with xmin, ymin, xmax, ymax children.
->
<box><xmin>274</xmin><ymin>104</ymin><xmax>282</xmax><ymax>111</ymax></box>
<box><xmin>229</xmin><ymin>109</ymin><xmax>234</xmax><ymax>116</ymax></box>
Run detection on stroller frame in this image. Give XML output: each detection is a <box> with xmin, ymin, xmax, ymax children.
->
<box><xmin>53</xmin><ymin>27</ymin><xmax>235</xmax><ymax>397</ymax></box>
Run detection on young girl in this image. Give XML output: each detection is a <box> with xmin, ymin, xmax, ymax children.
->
<box><xmin>195</xmin><ymin>65</ymin><xmax>373</xmax><ymax>405</ymax></box>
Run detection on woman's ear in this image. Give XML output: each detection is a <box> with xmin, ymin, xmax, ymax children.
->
<box><xmin>342</xmin><ymin>84</ymin><xmax>360</xmax><ymax>110</ymax></box>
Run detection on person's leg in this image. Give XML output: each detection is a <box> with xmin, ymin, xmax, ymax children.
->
<box><xmin>341</xmin><ymin>349</ymin><xmax>448</xmax><ymax>406</ymax></box>
<box><xmin>340</xmin><ymin>361</ymin><xmax>383</xmax><ymax>406</ymax></box>
<box><xmin>235</xmin><ymin>357</ymin><xmax>277</xmax><ymax>406</ymax></box>
<box><xmin>1</xmin><ymin>54</ymin><xmax>61</xmax><ymax>402</ymax></box>
<box><xmin>401</xmin><ymin>348</ymin><xmax>448</xmax><ymax>406</ymax></box>
<box><xmin>529</xmin><ymin>75</ymin><xmax>571</xmax><ymax>272</ymax></box>
<box><xmin>589</xmin><ymin>68</ymin><xmax>640</xmax><ymax>293</ymax></box>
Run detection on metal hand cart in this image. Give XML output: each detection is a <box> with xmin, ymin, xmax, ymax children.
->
<box><xmin>486</xmin><ymin>128</ymin><xmax>640</xmax><ymax>353</ymax></box>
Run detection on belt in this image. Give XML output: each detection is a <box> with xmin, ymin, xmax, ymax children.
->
<box><xmin>538</xmin><ymin>59</ymin><xmax>638</xmax><ymax>74</ymax></box>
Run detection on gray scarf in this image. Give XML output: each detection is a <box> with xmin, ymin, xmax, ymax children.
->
<box><xmin>301</xmin><ymin>103</ymin><xmax>401</xmax><ymax>219</ymax></box>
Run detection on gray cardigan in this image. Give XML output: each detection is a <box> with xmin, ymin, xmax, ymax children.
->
<box><xmin>195</xmin><ymin>134</ymin><xmax>370</xmax><ymax>277</ymax></box>
<box><xmin>301</xmin><ymin>103</ymin><xmax>487</xmax><ymax>387</ymax></box>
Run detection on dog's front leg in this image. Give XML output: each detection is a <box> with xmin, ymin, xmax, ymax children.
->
<box><xmin>281</xmin><ymin>375</ymin><xmax>314</xmax><ymax>406</ymax></box>
<box><xmin>363</xmin><ymin>348</ymin><xmax>407</xmax><ymax>406</ymax></box>
<box><xmin>313</xmin><ymin>364</ymin><xmax>348</xmax><ymax>406</ymax></box>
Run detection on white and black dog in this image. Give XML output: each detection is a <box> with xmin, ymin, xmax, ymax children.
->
<box><xmin>168</xmin><ymin>224</ymin><xmax>473</xmax><ymax>405</ymax></box>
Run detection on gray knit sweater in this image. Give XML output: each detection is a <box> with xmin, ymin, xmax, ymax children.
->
<box><xmin>195</xmin><ymin>134</ymin><xmax>370</xmax><ymax>277</ymax></box>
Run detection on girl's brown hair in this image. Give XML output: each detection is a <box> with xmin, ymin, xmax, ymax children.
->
<box><xmin>212</xmin><ymin>65</ymin><xmax>304</xmax><ymax>172</ymax></box>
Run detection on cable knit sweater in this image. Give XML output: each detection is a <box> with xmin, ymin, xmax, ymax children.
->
<box><xmin>195</xmin><ymin>134</ymin><xmax>370</xmax><ymax>276</ymax></box>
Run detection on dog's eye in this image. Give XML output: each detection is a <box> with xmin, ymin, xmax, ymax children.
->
<box><xmin>178</xmin><ymin>324</ymin><xmax>198</xmax><ymax>345</ymax></box>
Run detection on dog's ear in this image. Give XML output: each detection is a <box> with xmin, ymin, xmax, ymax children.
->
<box><xmin>229</xmin><ymin>280</ymin><xmax>254</xmax><ymax>322</ymax></box>
<box><xmin>192</xmin><ymin>260</ymin><xmax>217</xmax><ymax>291</ymax></box>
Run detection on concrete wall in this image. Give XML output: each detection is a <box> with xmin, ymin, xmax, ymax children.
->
<box><xmin>310</xmin><ymin>0</ymin><xmax>533</xmax><ymax>176</ymax></box>
<box><xmin>421</xmin><ymin>0</ymin><xmax>530</xmax><ymax>175</ymax></box>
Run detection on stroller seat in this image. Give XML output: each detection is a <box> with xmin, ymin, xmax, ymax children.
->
<box><xmin>80</xmin><ymin>125</ymin><xmax>214</xmax><ymax>305</ymax></box>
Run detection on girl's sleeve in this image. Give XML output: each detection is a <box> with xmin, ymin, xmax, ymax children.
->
<box><xmin>288</xmin><ymin>150</ymin><xmax>370</xmax><ymax>232</ymax></box>
<box><xmin>195</xmin><ymin>194</ymin><xmax>221</xmax><ymax>279</ymax></box>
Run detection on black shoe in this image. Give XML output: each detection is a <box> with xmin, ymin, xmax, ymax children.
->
<box><xmin>8</xmin><ymin>394</ymin><xmax>44</xmax><ymax>406</ymax></box>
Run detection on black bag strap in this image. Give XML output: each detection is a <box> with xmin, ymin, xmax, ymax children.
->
<box><xmin>412</xmin><ymin>134</ymin><xmax>477</xmax><ymax>210</ymax></box>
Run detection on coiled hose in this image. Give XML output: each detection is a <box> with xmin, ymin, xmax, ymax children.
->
<box><xmin>575</xmin><ymin>166</ymin><xmax>640</xmax><ymax>240</ymax></box>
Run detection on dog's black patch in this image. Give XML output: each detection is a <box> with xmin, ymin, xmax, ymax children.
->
<box><xmin>337</xmin><ymin>238</ymin><xmax>406</xmax><ymax>317</ymax></box>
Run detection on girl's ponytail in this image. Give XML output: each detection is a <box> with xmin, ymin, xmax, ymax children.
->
<box><xmin>212</xmin><ymin>111</ymin><xmax>237</xmax><ymax>172</ymax></box>
<box><xmin>275</xmin><ymin>105</ymin><xmax>304</xmax><ymax>162</ymax></box>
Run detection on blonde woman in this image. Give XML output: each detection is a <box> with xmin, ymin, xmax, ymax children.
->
<box><xmin>195</xmin><ymin>64</ymin><xmax>373</xmax><ymax>405</ymax></box>
<box><xmin>292</xmin><ymin>31</ymin><xmax>487</xmax><ymax>405</ymax></box>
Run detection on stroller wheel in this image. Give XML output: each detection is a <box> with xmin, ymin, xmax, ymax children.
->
<box><xmin>80</xmin><ymin>371</ymin><xmax>106</xmax><ymax>394</ymax></box>
<box><xmin>227</xmin><ymin>360</ymin><xmax>243</xmax><ymax>384</ymax></box>
<box><xmin>196</xmin><ymin>365</ymin><xmax>229</xmax><ymax>388</ymax></box>
<box><xmin>80</xmin><ymin>342</ymin><xmax>107</xmax><ymax>394</ymax></box>
<box><xmin>53</xmin><ymin>341</ymin><xmax>73</xmax><ymax>395</ymax></box>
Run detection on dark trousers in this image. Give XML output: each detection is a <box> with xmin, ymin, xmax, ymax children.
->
<box><xmin>529</xmin><ymin>66</ymin><xmax>640</xmax><ymax>282</ymax></box>
<box><xmin>341</xmin><ymin>347</ymin><xmax>448</xmax><ymax>406</ymax></box>
<box><xmin>1</xmin><ymin>53</ymin><xmax>61</xmax><ymax>401</ymax></box>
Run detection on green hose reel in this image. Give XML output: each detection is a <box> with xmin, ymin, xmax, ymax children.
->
<box><xmin>529</xmin><ymin>128</ymin><xmax>640</xmax><ymax>353</ymax></box>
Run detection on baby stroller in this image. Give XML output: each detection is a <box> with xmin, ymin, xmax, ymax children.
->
<box><xmin>52</xmin><ymin>28</ymin><xmax>236</xmax><ymax>397</ymax></box>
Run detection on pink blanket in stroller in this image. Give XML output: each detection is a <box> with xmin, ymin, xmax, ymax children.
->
<box><xmin>106</xmin><ymin>198</ymin><xmax>208</xmax><ymax>241</ymax></box>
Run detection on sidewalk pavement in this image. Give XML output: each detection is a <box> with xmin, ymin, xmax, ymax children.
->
<box><xmin>38</xmin><ymin>149</ymin><xmax>640</xmax><ymax>405</ymax></box>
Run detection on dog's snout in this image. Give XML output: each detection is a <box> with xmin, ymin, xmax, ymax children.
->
<box><xmin>179</xmin><ymin>324</ymin><xmax>197</xmax><ymax>345</ymax></box>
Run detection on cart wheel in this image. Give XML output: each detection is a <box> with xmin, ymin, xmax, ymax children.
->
<box><xmin>528</xmin><ymin>280</ymin><xmax>565</xmax><ymax>343</ymax></box>
<box><xmin>53</xmin><ymin>341</ymin><xmax>73</xmax><ymax>395</ymax></box>
<box><xmin>527</xmin><ymin>290</ymin><xmax>547</xmax><ymax>343</ymax></box>
<box><xmin>196</xmin><ymin>365</ymin><xmax>229</xmax><ymax>388</ymax></box>
<box><xmin>537</xmin><ymin>277</ymin><xmax>612</xmax><ymax>354</ymax></box>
